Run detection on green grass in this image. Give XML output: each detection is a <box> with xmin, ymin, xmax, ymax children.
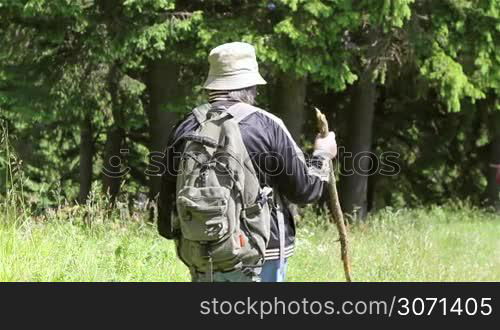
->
<box><xmin>1</xmin><ymin>205</ymin><xmax>499</xmax><ymax>282</ymax></box>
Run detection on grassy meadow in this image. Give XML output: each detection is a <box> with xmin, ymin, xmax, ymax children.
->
<box><xmin>1</xmin><ymin>202</ymin><xmax>499</xmax><ymax>282</ymax></box>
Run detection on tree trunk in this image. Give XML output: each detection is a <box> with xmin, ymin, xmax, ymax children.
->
<box><xmin>144</xmin><ymin>59</ymin><xmax>180</xmax><ymax>201</ymax></box>
<box><xmin>339</xmin><ymin>75</ymin><xmax>378</xmax><ymax>220</ymax></box>
<box><xmin>367</xmin><ymin>161</ymin><xmax>378</xmax><ymax>212</ymax></box>
<box><xmin>102</xmin><ymin>126</ymin><xmax>124</xmax><ymax>203</ymax></box>
<box><xmin>78</xmin><ymin>115</ymin><xmax>93</xmax><ymax>204</ymax></box>
<box><xmin>102</xmin><ymin>65</ymin><xmax>124</xmax><ymax>204</ymax></box>
<box><xmin>486</xmin><ymin>111</ymin><xmax>500</xmax><ymax>211</ymax></box>
<box><xmin>272</xmin><ymin>71</ymin><xmax>307</xmax><ymax>141</ymax></box>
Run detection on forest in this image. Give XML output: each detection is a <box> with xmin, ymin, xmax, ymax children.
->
<box><xmin>0</xmin><ymin>1</ymin><xmax>499</xmax><ymax>281</ymax></box>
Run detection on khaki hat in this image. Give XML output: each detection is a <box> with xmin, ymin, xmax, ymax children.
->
<box><xmin>203</xmin><ymin>42</ymin><xmax>267</xmax><ymax>90</ymax></box>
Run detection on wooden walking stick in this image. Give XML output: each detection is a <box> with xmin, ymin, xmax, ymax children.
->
<box><xmin>315</xmin><ymin>107</ymin><xmax>352</xmax><ymax>282</ymax></box>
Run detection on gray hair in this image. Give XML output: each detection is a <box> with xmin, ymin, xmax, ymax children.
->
<box><xmin>228</xmin><ymin>86</ymin><xmax>257</xmax><ymax>105</ymax></box>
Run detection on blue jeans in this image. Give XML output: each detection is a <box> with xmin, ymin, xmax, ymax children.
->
<box><xmin>260</xmin><ymin>259</ymin><xmax>288</xmax><ymax>282</ymax></box>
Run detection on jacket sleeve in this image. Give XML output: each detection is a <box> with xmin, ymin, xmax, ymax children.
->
<box><xmin>267</xmin><ymin>118</ymin><xmax>331</xmax><ymax>204</ymax></box>
<box><xmin>157</xmin><ymin>133</ymin><xmax>181</xmax><ymax>240</ymax></box>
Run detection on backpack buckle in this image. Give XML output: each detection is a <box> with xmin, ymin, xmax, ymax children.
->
<box><xmin>244</xmin><ymin>203</ymin><xmax>263</xmax><ymax>217</ymax></box>
<box><xmin>244</xmin><ymin>187</ymin><xmax>273</xmax><ymax>217</ymax></box>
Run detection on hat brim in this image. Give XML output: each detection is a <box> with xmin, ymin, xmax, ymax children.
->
<box><xmin>203</xmin><ymin>71</ymin><xmax>267</xmax><ymax>90</ymax></box>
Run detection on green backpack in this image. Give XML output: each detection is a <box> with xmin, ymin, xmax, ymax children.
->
<box><xmin>174</xmin><ymin>102</ymin><xmax>272</xmax><ymax>274</ymax></box>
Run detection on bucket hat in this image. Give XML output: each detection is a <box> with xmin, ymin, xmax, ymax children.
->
<box><xmin>203</xmin><ymin>42</ymin><xmax>267</xmax><ymax>90</ymax></box>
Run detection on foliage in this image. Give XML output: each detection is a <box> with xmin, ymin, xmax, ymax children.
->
<box><xmin>0</xmin><ymin>0</ymin><xmax>499</xmax><ymax>210</ymax></box>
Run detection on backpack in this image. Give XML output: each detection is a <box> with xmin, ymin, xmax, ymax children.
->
<box><xmin>173</xmin><ymin>102</ymin><xmax>272</xmax><ymax>274</ymax></box>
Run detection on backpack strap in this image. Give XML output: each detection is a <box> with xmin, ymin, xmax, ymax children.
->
<box><xmin>226</xmin><ymin>102</ymin><xmax>258</xmax><ymax>123</ymax></box>
<box><xmin>193</xmin><ymin>102</ymin><xmax>257</xmax><ymax>124</ymax></box>
<box><xmin>274</xmin><ymin>191</ymin><xmax>286</xmax><ymax>276</ymax></box>
<box><xmin>192</xmin><ymin>104</ymin><xmax>211</xmax><ymax>124</ymax></box>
